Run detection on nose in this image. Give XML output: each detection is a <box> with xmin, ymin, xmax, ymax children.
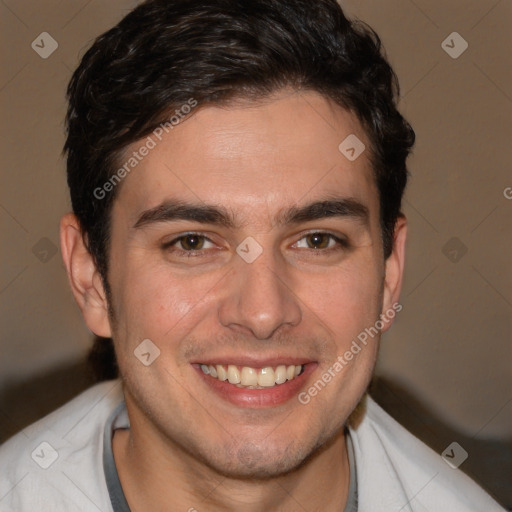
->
<box><xmin>218</xmin><ymin>251</ymin><xmax>302</xmax><ymax>340</ymax></box>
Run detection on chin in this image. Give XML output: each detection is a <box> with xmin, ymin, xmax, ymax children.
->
<box><xmin>204</xmin><ymin>442</ymin><xmax>306</xmax><ymax>480</ymax></box>
<box><xmin>197</xmin><ymin>427</ymin><xmax>335</xmax><ymax>481</ymax></box>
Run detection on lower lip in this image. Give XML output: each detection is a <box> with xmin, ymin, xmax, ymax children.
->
<box><xmin>194</xmin><ymin>364</ymin><xmax>317</xmax><ymax>408</ymax></box>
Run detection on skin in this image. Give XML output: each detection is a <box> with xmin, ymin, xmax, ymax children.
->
<box><xmin>61</xmin><ymin>89</ymin><xmax>406</xmax><ymax>511</ymax></box>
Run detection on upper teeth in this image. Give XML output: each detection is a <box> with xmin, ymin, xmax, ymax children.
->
<box><xmin>200</xmin><ymin>364</ymin><xmax>303</xmax><ymax>388</ymax></box>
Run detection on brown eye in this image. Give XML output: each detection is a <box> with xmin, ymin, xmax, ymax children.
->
<box><xmin>305</xmin><ymin>233</ymin><xmax>331</xmax><ymax>249</ymax></box>
<box><xmin>179</xmin><ymin>234</ymin><xmax>206</xmax><ymax>250</ymax></box>
<box><xmin>293</xmin><ymin>232</ymin><xmax>347</xmax><ymax>252</ymax></box>
<box><xmin>162</xmin><ymin>233</ymin><xmax>217</xmax><ymax>255</ymax></box>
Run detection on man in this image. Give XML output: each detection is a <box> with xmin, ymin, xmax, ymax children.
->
<box><xmin>0</xmin><ymin>0</ymin><xmax>505</xmax><ymax>510</ymax></box>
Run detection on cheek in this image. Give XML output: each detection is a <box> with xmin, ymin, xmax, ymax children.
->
<box><xmin>295</xmin><ymin>259</ymin><xmax>383</xmax><ymax>340</ymax></box>
<box><xmin>111</xmin><ymin>258</ymin><xmax>227</xmax><ymax>344</ymax></box>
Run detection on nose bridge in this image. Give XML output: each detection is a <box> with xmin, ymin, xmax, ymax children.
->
<box><xmin>218</xmin><ymin>248</ymin><xmax>301</xmax><ymax>339</ymax></box>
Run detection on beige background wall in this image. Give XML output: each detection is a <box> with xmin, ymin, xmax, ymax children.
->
<box><xmin>1</xmin><ymin>0</ymin><xmax>510</xmax><ymax>507</ymax></box>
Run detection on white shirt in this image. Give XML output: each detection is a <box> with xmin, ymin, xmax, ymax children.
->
<box><xmin>0</xmin><ymin>380</ymin><xmax>505</xmax><ymax>511</ymax></box>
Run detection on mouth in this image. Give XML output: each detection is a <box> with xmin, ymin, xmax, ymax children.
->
<box><xmin>200</xmin><ymin>363</ymin><xmax>305</xmax><ymax>388</ymax></box>
<box><xmin>193</xmin><ymin>360</ymin><xmax>316</xmax><ymax>408</ymax></box>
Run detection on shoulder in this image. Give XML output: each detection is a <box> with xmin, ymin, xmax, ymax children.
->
<box><xmin>348</xmin><ymin>395</ymin><xmax>506</xmax><ymax>512</ymax></box>
<box><xmin>0</xmin><ymin>380</ymin><xmax>123</xmax><ymax>512</ymax></box>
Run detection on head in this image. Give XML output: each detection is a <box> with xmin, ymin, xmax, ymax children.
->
<box><xmin>61</xmin><ymin>0</ymin><xmax>414</xmax><ymax>480</ymax></box>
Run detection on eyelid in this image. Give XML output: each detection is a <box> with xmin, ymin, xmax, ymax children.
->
<box><xmin>291</xmin><ymin>230</ymin><xmax>349</xmax><ymax>248</ymax></box>
<box><xmin>161</xmin><ymin>230</ymin><xmax>349</xmax><ymax>254</ymax></box>
<box><xmin>161</xmin><ymin>232</ymin><xmax>216</xmax><ymax>250</ymax></box>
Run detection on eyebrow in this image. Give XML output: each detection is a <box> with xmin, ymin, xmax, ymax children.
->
<box><xmin>133</xmin><ymin>201</ymin><xmax>235</xmax><ymax>229</ymax></box>
<box><xmin>132</xmin><ymin>198</ymin><xmax>369</xmax><ymax>230</ymax></box>
<box><xmin>280</xmin><ymin>198</ymin><xmax>369</xmax><ymax>226</ymax></box>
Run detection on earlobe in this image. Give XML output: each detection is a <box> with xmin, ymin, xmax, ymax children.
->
<box><xmin>381</xmin><ymin>216</ymin><xmax>407</xmax><ymax>332</ymax></box>
<box><xmin>60</xmin><ymin>213</ymin><xmax>112</xmax><ymax>338</ymax></box>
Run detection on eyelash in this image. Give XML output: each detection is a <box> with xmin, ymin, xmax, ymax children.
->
<box><xmin>161</xmin><ymin>232</ymin><xmax>215</xmax><ymax>256</ymax></box>
<box><xmin>161</xmin><ymin>231</ymin><xmax>349</xmax><ymax>256</ymax></box>
<box><xmin>293</xmin><ymin>232</ymin><xmax>349</xmax><ymax>252</ymax></box>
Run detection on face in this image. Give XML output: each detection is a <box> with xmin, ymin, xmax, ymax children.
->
<box><xmin>87</xmin><ymin>91</ymin><xmax>404</xmax><ymax>478</ymax></box>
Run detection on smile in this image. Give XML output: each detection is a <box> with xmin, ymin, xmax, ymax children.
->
<box><xmin>194</xmin><ymin>361</ymin><xmax>315</xmax><ymax>407</ymax></box>
<box><xmin>200</xmin><ymin>364</ymin><xmax>305</xmax><ymax>388</ymax></box>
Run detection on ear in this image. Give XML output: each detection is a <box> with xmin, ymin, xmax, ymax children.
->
<box><xmin>60</xmin><ymin>213</ymin><xmax>112</xmax><ymax>338</ymax></box>
<box><xmin>381</xmin><ymin>215</ymin><xmax>407</xmax><ymax>332</ymax></box>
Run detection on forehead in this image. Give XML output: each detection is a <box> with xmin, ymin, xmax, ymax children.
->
<box><xmin>114</xmin><ymin>90</ymin><xmax>377</xmax><ymax>224</ymax></box>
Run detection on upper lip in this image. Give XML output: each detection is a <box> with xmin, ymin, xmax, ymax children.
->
<box><xmin>192</xmin><ymin>356</ymin><xmax>315</xmax><ymax>368</ymax></box>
